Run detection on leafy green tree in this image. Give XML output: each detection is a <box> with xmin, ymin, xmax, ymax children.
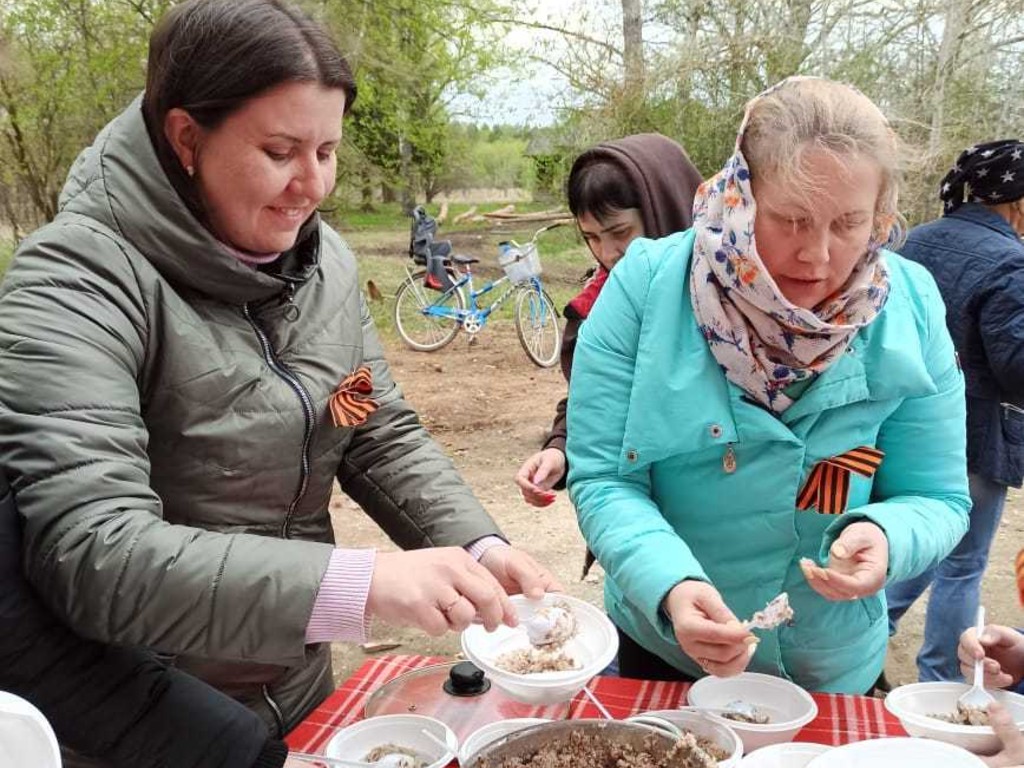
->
<box><xmin>323</xmin><ymin>0</ymin><xmax>514</xmax><ymax>211</ymax></box>
<box><xmin>0</xmin><ymin>0</ymin><xmax>168</xmax><ymax>233</ymax></box>
<box><xmin>0</xmin><ymin>0</ymin><xmax>518</xmax><ymax>230</ymax></box>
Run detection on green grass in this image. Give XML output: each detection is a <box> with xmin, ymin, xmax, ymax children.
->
<box><xmin>327</xmin><ymin>200</ymin><xmax>567</xmax><ymax>233</ymax></box>
<box><xmin>0</xmin><ymin>237</ymin><xmax>14</xmax><ymax>279</ymax></box>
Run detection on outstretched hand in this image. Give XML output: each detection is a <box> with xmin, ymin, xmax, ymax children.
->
<box><xmin>479</xmin><ymin>544</ymin><xmax>562</xmax><ymax>599</ymax></box>
<box><xmin>959</xmin><ymin>624</ymin><xmax>1024</xmax><ymax>690</ymax></box>
<box><xmin>801</xmin><ymin>521</ymin><xmax>888</xmax><ymax>601</ymax></box>
<box><xmin>514</xmin><ymin>448</ymin><xmax>565</xmax><ymax>507</ymax></box>
<box><xmin>663</xmin><ymin>580</ymin><xmax>757</xmax><ymax>678</ymax></box>
<box><xmin>367</xmin><ymin>548</ymin><xmax>516</xmax><ymax>635</ymax></box>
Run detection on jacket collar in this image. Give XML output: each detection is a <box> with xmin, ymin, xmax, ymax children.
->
<box><xmin>58</xmin><ymin>95</ymin><xmax>320</xmax><ymax>305</ymax></box>
<box><xmin>946</xmin><ymin>203</ymin><xmax>1020</xmax><ymax>242</ymax></box>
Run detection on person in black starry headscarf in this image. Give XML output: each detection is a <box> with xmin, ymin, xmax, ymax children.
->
<box><xmin>940</xmin><ymin>139</ymin><xmax>1024</xmax><ymax>212</ymax></box>
<box><xmin>887</xmin><ymin>138</ymin><xmax>1024</xmax><ymax>686</ymax></box>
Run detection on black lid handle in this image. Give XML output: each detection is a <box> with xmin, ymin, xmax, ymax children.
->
<box><xmin>443</xmin><ymin>661</ymin><xmax>491</xmax><ymax>697</ymax></box>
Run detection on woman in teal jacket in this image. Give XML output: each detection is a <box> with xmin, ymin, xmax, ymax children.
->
<box><xmin>567</xmin><ymin>77</ymin><xmax>971</xmax><ymax>694</ymax></box>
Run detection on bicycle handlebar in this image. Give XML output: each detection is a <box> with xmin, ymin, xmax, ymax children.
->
<box><xmin>532</xmin><ymin>220</ymin><xmax>567</xmax><ymax>238</ymax></box>
<box><xmin>507</xmin><ymin>219</ymin><xmax>571</xmax><ymax>250</ymax></box>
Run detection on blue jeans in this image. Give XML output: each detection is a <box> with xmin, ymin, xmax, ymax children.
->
<box><xmin>886</xmin><ymin>473</ymin><xmax>1007</xmax><ymax>682</ymax></box>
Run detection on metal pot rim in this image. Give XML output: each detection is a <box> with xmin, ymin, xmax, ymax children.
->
<box><xmin>463</xmin><ymin>718</ymin><xmax>682</xmax><ymax>768</ymax></box>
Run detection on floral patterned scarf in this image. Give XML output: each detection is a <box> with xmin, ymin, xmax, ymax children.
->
<box><xmin>688</xmin><ymin>84</ymin><xmax>891</xmax><ymax>413</ymax></box>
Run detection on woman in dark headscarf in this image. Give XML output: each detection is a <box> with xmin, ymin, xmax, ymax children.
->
<box><xmin>887</xmin><ymin>139</ymin><xmax>1024</xmax><ymax>684</ymax></box>
<box><xmin>514</xmin><ymin>134</ymin><xmax>703</xmax><ymax>508</ymax></box>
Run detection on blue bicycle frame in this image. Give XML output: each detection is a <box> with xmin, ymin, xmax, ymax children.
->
<box><xmin>422</xmin><ymin>265</ymin><xmax>543</xmax><ymax>331</ymax></box>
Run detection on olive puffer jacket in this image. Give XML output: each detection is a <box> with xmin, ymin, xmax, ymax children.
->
<box><xmin>0</xmin><ymin>96</ymin><xmax>502</xmax><ymax>736</ymax></box>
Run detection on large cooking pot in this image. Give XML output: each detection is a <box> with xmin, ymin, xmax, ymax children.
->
<box><xmin>462</xmin><ymin>719</ymin><xmax>687</xmax><ymax>768</ymax></box>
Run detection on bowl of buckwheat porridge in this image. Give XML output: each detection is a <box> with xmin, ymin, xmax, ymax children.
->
<box><xmin>460</xmin><ymin>593</ymin><xmax>618</xmax><ymax>705</ymax></box>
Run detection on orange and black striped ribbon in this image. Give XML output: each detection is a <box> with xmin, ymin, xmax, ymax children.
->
<box><xmin>1016</xmin><ymin>548</ymin><xmax>1024</xmax><ymax>606</ymax></box>
<box><xmin>329</xmin><ymin>366</ymin><xmax>378</xmax><ymax>428</ymax></box>
<box><xmin>796</xmin><ymin>446</ymin><xmax>885</xmax><ymax>515</ymax></box>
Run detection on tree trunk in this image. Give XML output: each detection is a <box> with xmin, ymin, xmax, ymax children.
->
<box><xmin>622</xmin><ymin>0</ymin><xmax>644</xmax><ymax>90</ymax></box>
<box><xmin>399</xmin><ymin>134</ymin><xmax>415</xmax><ymax>215</ymax></box>
<box><xmin>929</xmin><ymin>0</ymin><xmax>969</xmax><ymax>159</ymax></box>
<box><xmin>359</xmin><ymin>167</ymin><xmax>375</xmax><ymax>213</ymax></box>
<box><xmin>765</xmin><ymin>0</ymin><xmax>813</xmax><ymax>84</ymax></box>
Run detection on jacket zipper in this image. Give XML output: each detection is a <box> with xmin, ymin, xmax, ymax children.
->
<box><xmin>261</xmin><ymin>684</ymin><xmax>287</xmax><ymax>737</ymax></box>
<box><xmin>243</xmin><ymin>302</ymin><xmax>314</xmax><ymax>539</ymax></box>
<box><xmin>280</xmin><ymin>281</ymin><xmax>301</xmax><ymax>322</ymax></box>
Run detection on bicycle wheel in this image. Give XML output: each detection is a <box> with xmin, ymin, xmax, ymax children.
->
<box><xmin>393</xmin><ymin>270</ymin><xmax>465</xmax><ymax>352</ymax></box>
<box><xmin>514</xmin><ymin>283</ymin><xmax>561</xmax><ymax>368</ymax></box>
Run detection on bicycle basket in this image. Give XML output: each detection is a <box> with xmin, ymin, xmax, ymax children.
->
<box><xmin>498</xmin><ymin>243</ymin><xmax>542</xmax><ymax>283</ymax></box>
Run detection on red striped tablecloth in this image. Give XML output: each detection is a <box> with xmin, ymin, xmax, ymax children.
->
<box><xmin>285</xmin><ymin>654</ymin><xmax>907</xmax><ymax>756</ymax></box>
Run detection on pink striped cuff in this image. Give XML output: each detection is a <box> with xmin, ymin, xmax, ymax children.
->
<box><xmin>305</xmin><ymin>548</ymin><xmax>376</xmax><ymax>644</ymax></box>
<box><xmin>466</xmin><ymin>535</ymin><xmax>509</xmax><ymax>561</ymax></box>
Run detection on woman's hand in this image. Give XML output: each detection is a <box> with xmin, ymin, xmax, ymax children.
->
<box><xmin>664</xmin><ymin>580</ymin><xmax>757</xmax><ymax>677</ymax></box>
<box><xmin>801</xmin><ymin>521</ymin><xmax>888</xmax><ymax>601</ymax></box>
<box><xmin>367</xmin><ymin>548</ymin><xmax>516</xmax><ymax>635</ymax></box>
<box><xmin>959</xmin><ymin>624</ymin><xmax>1024</xmax><ymax>690</ymax></box>
<box><xmin>514</xmin><ymin>448</ymin><xmax>566</xmax><ymax>507</ymax></box>
<box><xmin>983</xmin><ymin>702</ymin><xmax>1024</xmax><ymax>767</ymax></box>
<box><xmin>479</xmin><ymin>545</ymin><xmax>563</xmax><ymax>599</ymax></box>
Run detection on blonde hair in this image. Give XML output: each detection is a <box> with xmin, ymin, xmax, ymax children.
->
<box><xmin>741</xmin><ymin>77</ymin><xmax>905</xmax><ymax>248</ymax></box>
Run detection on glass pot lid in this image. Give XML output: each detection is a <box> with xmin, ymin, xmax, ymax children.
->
<box><xmin>363</xmin><ymin>661</ymin><xmax>569</xmax><ymax>742</ymax></box>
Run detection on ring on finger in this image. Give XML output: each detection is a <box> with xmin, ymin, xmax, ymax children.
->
<box><xmin>440</xmin><ymin>597</ymin><xmax>460</xmax><ymax>616</ymax></box>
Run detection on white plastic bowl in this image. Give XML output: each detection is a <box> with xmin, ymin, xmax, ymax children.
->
<box><xmin>805</xmin><ymin>737</ymin><xmax>987</xmax><ymax>767</ymax></box>
<box><xmin>687</xmin><ymin>672</ymin><xmax>818</xmax><ymax>752</ymax></box>
<box><xmin>0</xmin><ymin>692</ymin><xmax>61</xmax><ymax>768</ymax></box>
<box><xmin>461</xmin><ymin>593</ymin><xmax>619</xmax><ymax>705</ymax></box>
<box><xmin>884</xmin><ymin>681</ymin><xmax>1024</xmax><ymax>755</ymax></box>
<box><xmin>738</xmin><ymin>741</ymin><xmax>832</xmax><ymax>767</ymax></box>
<box><xmin>626</xmin><ymin>709</ymin><xmax>743</xmax><ymax>767</ymax></box>
<box><xmin>323</xmin><ymin>714</ymin><xmax>458</xmax><ymax>768</ymax></box>
<box><xmin>457</xmin><ymin>718</ymin><xmax>550</xmax><ymax>765</ymax></box>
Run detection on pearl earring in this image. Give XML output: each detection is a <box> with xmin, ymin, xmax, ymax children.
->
<box><xmin>186</xmin><ymin>165</ymin><xmax>195</xmax><ymax>177</ymax></box>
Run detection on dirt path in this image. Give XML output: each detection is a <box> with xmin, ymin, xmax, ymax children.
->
<box><xmin>328</xmin><ymin>324</ymin><xmax>1023</xmax><ymax>689</ymax></box>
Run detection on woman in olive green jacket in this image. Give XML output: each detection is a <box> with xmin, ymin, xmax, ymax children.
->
<box><xmin>0</xmin><ymin>0</ymin><xmax>557</xmax><ymax>744</ymax></box>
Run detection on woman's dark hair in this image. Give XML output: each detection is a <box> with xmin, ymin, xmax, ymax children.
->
<box><xmin>566</xmin><ymin>157</ymin><xmax>641</xmax><ymax>222</ymax></box>
<box><xmin>142</xmin><ymin>0</ymin><xmax>357</xmax><ymax>217</ymax></box>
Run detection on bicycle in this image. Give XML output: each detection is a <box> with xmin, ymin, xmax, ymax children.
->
<box><xmin>393</xmin><ymin>209</ymin><xmax>563</xmax><ymax>368</ymax></box>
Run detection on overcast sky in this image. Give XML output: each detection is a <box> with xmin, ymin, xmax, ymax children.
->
<box><xmin>448</xmin><ymin>1</ymin><xmax>676</xmax><ymax>127</ymax></box>
<box><xmin>448</xmin><ymin>1</ymin><xmax>612</xmax><ymax>127</ymax></box>
<box><xmin>449</xmin><ymin>65</ymin><xmax>567</xmax><ymax>127</ymax></box>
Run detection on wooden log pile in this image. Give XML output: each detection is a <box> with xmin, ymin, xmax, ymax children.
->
<box><xmin>450</xmin><ymin>204</ymin><xmax>572</xmax><ymax>226</ymax></box>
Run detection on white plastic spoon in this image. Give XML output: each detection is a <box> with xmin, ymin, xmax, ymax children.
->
<box><xmin>419</xmin><ymin>728</ymin><xmax>452</xmax><ymax>756</ymax></box>
<box><xmin>580</xmin><ymin>684</ymin><xmax>614</xmax><ymax>720</ymax></box>
<box><xmin>958</xmin><ymin>605</ymin><xmax>996</xmax><ymax>713</ymax></box>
